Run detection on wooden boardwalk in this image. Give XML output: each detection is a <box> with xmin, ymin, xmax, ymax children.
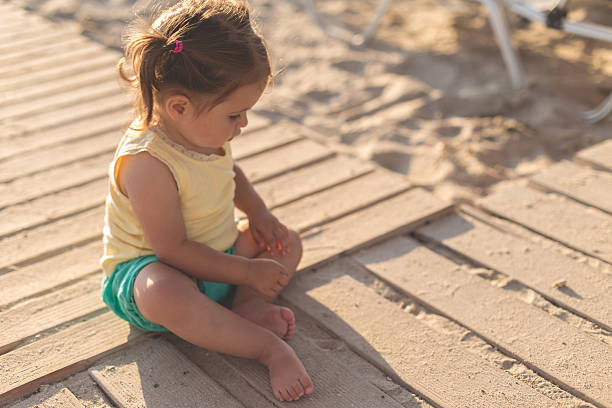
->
<box><xmin>1</xmin><ymin>3</ymin><xmax>611</xmax><ymax>407</ymax></box>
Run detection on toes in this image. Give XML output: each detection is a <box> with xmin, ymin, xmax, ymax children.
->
<box><xmin>300</xmin><ymin>375</ymin><xmax>315</xmax><ymax>394</ymax></box>
<box><xmin>280</xmin><ymin>307</ymin><xmax>295</xmax><ymax>324</ymax></box>
<box><xmin>292</xmin><ymin>383</ymin><xmax>305</xmax><ymax>399</ymax></box>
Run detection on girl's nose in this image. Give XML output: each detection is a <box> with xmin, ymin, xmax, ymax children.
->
<box><xmin>239</xmin><ymin>112</ymin><xmax>248</xmax><ymax>128</ymax></box>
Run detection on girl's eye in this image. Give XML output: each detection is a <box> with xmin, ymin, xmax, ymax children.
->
<box><xmin>229</xmin><ymin>114</ymin><xmax>241</xmax><ymax>121</ymax></box>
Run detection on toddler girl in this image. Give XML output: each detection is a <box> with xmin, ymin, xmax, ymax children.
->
<box><xmin>100</xmin><ymin>0</ymin><xmax>314</xmax><ymax>402</ymax></box>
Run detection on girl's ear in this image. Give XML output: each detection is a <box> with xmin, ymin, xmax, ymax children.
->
<box><xmin>164</xmin><ymin>94</ymin><xmax>193</xmax><ymax>121</ymax></box>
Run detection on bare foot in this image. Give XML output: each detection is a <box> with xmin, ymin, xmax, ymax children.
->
<box><xmin>261</xmin><ymin>341</ymin><xmax>314</xmax><ymax>402</ymax></box>
<box><xmin>234</xmin><ymin>299</ymin><xmax>296</xmax><ymax>339</ymax></box>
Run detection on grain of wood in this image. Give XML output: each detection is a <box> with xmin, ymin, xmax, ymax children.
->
<box><xmin>0</xmin><ymin>132</ymin><xmax>118</xmax><ymax>183</ymax></box>
<box><xmin>418</xmin><ymin>211</ymin><xmax>612</xmax><ymax>331</ymax></box>
<box><xmin>0</xmin><ymin>275</ymin><xmax>103</xmax><ymax>354</ymax></box>
<box><xmin>8</xmin><ymin>386</ymin><xmax>84</xmax><ymax>408</ymax></box>
<box><xmin>479</xmin><ymin>183</ymin><xmax>612</xmax><ymax>263</ymax></box>
<box><xmin>222</xmin><ymin>332</ymin><xmax>404</xmax><ymax>407</ymax></box>
<box><xmin>3</xmin><ymin>37</ymin><xmax>91</xmax><ymax>66</ymax></box>
<box><xmin>0</xmin><ymin>26</ymin><xmax>79</xmax><ymax>55</ymax></box>
<box><xmin>0</xmin><ymin>241</ymin><xmax>101</xmax><ymax>309</ymax></box>
<box><xmin>0</xmin><ymin>206</ymin><xmax>104</xmax><ymax>271</ymax></box>
<box><xmin>0</xmin><ymin>153</ymin><xmax>111</xmax><ymax>209</ymax></box>
<box><xmin>575</xmin><ymin>139</ymin><xmax>612</xmax><ymax>172</ymax></box>
<box><xmin>90</xmin><ymin>338</ymin><xmax>245</xmax><ymax>408</ymax></box>
<box><xmin>282</xmin><ymin>259</ymin><xmax>559</xmax><ymax>408</ymax></box>
<box><xmin>0</xmin><ymin>312</ymin><xmax>147</xmax><ymax>406</ymax></box>
<box><xmin>274</xmin><ymin>169</ymin><xmax>410</xmax><ymax>232</ymax></box>
<box><xmin>238</xmin><ymin>138</ymin><xmax>334</xmax><ymax>183</ymax></box>
<box><xmin>0</xmin><ymin>54</ymin><xmax>119</xmax><ymax>92</ymax></box>
<box><xmin>354</xmin><ymin>236</ymin><xmax>612</xmax><ymax>408</ymax></box>
<box><xmin>231</xmin><ymin>121</ymin><xmax>302</xmax><ymax>159</ymax></box>
<box><xmin>530</xmin><ymin>160</ymin><xmax>612</xmax><ymax>214</ymax></box>
<box><xmin>0</xmin><ymin>93</ymin><xmax>130</xmax><ymax>138</ymax></box>
<box><xmin>299</xmin><ymin>188</ymin><xmax>453</xmax><ymax>271</ymax></box>
<box><xmin>252</xmin><ymin>155</ymin><xmax>374</xmax><ymax>208</ymax></box>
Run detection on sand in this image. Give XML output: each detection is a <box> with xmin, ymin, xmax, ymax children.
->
<box><xmin>10</xmin><ymin>0</ymin><xmax>611</xmax><ymax>202</ymax></box>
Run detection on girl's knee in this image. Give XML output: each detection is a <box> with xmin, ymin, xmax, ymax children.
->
<box><xmin>133</xmin><ymin>263</ymin><xmax>198</xmax><ymax>324</ymax></box>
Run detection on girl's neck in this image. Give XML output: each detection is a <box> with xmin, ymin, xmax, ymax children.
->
<box><xmin>155</xmin><ymin>117</ymin><xmax>225</xmax><ymax>157</ymax></box>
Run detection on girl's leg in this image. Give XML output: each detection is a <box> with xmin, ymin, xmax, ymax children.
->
<box><xmin>232</xmin><ymin>220</ymin><xmax>302</xmax><ymax>339</ymax></box>
<box><xmin>133</xmin><ymin>261</ymin><xmax>313</xmax><ymax>401</ymax></box>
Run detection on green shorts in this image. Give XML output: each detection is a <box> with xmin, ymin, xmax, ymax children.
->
<box><xmin>101</xmin><ymin>247</ymin><xmax>236</xmax><ymax>332</ymax></box>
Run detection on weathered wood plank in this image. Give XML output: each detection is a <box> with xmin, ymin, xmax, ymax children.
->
<box><xmin>89</xmin><ymin>338</ymin><xmax>245</xmax><ymax>408</ymax></box>
<box><xmin>0</xmin><ymin>54</ymin><xmax>119</xmax><ymax>92</ymax></box>
<box><xmin>354</xmin><ymin>236</ymin><xmax>612</xmax><ymax>408</ymax></box>
<box><xmin>0</xmin><ymin>132</ymin><xmax>118</xmax><ymax>183</ymax></box>
<box><xmin>253</xmin><ymin>154</ymin><xmax>374</xmax><ymax>208</ymax></box>
<box><xmin>0</xmin><ymin>179</ymin><xmax>107</xmax><ymax>237</ymax></box>
<box><xmin>0</xmin><ymin>26</ymin><xmax>79</xmax><ymax>56</ymax></box>
<box><xmin>238</xmin><ymin>138</ymin><xmax>334</xmax><ymax>183</ymax></box>
<box><xmin>0</xmin><ymin>242</ymin><xmax>101</xmax><ymax>310</ymax></box>
<box><xmin>575</xmin><ymin>139</ymin><xmax>612</xmax><ymax>172</ymax></box>
<box><xmin>530</xmin><ymin>160</ymin><xmax>612</xmax><ymax>214</ymax></box>
<box><xmin>222</xmin><ymin>332</ymin><xmax>404</xmax><ymax>407</ymax></box>
<box><xmin>0</xmin><ymin>93</ymin><xmax>130</xmax><ymax>138</ymax></box>
<box><xmin>0</xmin><ymin>275</ymin><xmax>102</xmax><ymax>354</ymax></box>
<box><xmin>3</xmin><ymin>37</ymin><xmax>90</xmax><ymax>66</ymax></box>
<box><xmin>0</xmin><ymin>153</ymin><xmax>111</xmax><ymax>209</ymax></box>
<box><xmin>0</xmin><ymin>44</ymin><xmax>111</xmax><ymax>79</ymax></box>
<box><xmin>0</xmin><ymin>80</ymin><xmax>121</xmax><ymax>122</ymax></box>
<box><xmin>9</xmin><ymin>386</ymin><xmax>85</xmax><ymax>408</ymax></box>
<box><xmin>479</xmin><ymin>183</ymin><xmax>612</xmax><ymax>263</ymax></box>
<box><xmin>282</xmin><ymin>259</ymin><xmax>559</xmax><ymax>408</ymax></box>
<box><xmin>299</xmin><ymin>188</ymin><xmax>453</xmax><ymax>271</ymax></box>
<box><xmin>274</xmin><ymin>169</ymin><xmax>410</xmax><ymax>232</ymax></box>
<box><xmin>0</xmin><ymin>109</ymin><xmax>129</xmax><ymax>161</ymax></box>
<box><xmin>231</xmin><ymin>121</ymin><xmax>301</xmax><ymax>159</ymax></box>
<box><xmin>0</xmin><ymin>206</ymin><xmax>103</xmax><ymax>271</ymax></box>
<box><xmin>0</xmin><ymin>312</ymin><xmax>147</xmax><ymax>406</ymax></box>
<box><xmin>418</xmin><ymin>211</ymin><xmax>612</xmax><ymax>331</ymax></box>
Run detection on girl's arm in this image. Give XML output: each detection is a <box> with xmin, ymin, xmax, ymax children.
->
<box><xmin>119</xmin><ymin>152</ymin><xmax>286</xmax><ymax>298</ymax></box>
<box><xmin>233</xmin><ymin>164</ymin><xmax>290</xmax><ymax>255</ymax></box>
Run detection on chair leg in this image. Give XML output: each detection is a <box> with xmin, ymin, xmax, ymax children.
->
<box><xmin>582</xmin><ymin>92</ymin><xmax>612</xmax><ymax>124</ymax></box>
<box><xmin>480</xmin><ymin>0</ymin><xmax>525</xmax><ymax>88</ymax></box>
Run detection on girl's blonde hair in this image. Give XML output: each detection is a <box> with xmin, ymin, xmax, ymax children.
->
<box><xmin>119</xmin><ymin>0</ymin><xmax>272</xmax><ymax>128</ymax></box>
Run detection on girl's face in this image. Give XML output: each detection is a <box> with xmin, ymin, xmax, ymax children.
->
<box><xmin>165</xmin><ymin>81</ymin><xmax>266</xmax><ymax>156</ymax></box>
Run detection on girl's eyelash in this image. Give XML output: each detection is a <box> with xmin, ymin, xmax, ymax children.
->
<box><xmin>229</xmin><ymin>114</ymin><xmax>240</xmax><ymax>120</ymax></box>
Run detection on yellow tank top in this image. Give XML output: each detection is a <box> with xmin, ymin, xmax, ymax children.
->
<box><xmin>100</xmin><ymin>124</ymin><xmax>239</xmax><ymax>277</ymax></box>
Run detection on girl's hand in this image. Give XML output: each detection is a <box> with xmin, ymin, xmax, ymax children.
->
<box><xmin>248</xmin><ymin>209</ymin><xmax>291</xmax><ymax>256</ymax></box>
<box><xmin>247</xmin><ymin>258</ymin><xmax>289</xmax><ymax>300</ymax></box>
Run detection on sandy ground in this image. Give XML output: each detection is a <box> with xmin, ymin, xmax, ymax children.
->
<box><xmin>9</xmin><ymin>0</ymin><xmax>612</xmax><ymax>202</ymax></box>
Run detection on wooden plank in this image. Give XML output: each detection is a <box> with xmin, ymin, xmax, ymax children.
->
<box><xmin>479</xmin><ymin>183</ymin><xmax>612</xmax><ymax>263</ymax></box>
<box><xmin>3</xmin><ymin>37</ymin><xmax>90</xmax><ymax>66</ymax></box>
<box><xmin>89</xmin><ymin>338</ymin><xmax>245</xmax><ymax>408</ymax></box>
<box><xmin>354</xmin><ymin>236</ymin><xmax>612</xmax><ymax>408</ymax></box>
<box><xmin>252</xmin><ymin>155</ymin><xmax>374</xmax><ymax>208</ymax></box>
<box><xmin>282</xmin><ymin>259</ymin><xmax>559</xmax><ymax>408</ymax></box>
<box><xmin>0</xmin><ymin>109</ymin><xmax>129</xmax><ymax>161</ymax></box>
<box><xmin>529</xmin><ymin>160</ymin><xmax>612</xmax><ymax>214</ymax></box>
<box><xmin>0</xmin><ymin>131</ymin><xmax>118</xmax><ymax>183</ymax></box>
<box><xmin>221</xmin><ymin>332</ymin><xmax>404</xmax><ymax>407</ymax></box>
<box><xmin>9</xmin><ymin>386</ymin><xmax>85</xmax><ymax>408</ymax></box>
<box><xmin>418</xmin><ymin>211</ymin><xmax>612</xmax><ymax>331</ymax></box>
<box><xmin>167</xmin><ymin>337</ymin><xmax>279</xmax><ymax>408</ymax></box>
<box><xmin>0</xmin><ymin>67</ymin><xmax>116</xmax><ymax>107</ymax></box>
<box><xmin>0</xmin><ymin>26</ymin><xmax>79</xmax><ymax>56</ymax></box>
<box><xmin>0</xmin><ymin>54</ymin><xmax>119</xmax><ymax>92</ymax></box>
<box><xmin>0</xmin><ymin>80</ymin><xmax>121</xmax><ymax>122</ymax></box>
<box><xmin>238</xmin><ymin>138</ymin><xmax>334</xmax><ymax>183</ymax></box>
<box><xmin>0</xmin><ymin>241</ymin><xmax>101</xmax><ymax>310</ymax></box>
<box><xmin>0</xmin><ymin>153</ymin><xmax>111</xmax><ymax>209</ymax></box>
<box><xmin>0</xmin><ymin>312</ymin><xmax>147</xmax><ymax>406</ymax></box>
<box><xmin>0</xmin><ymin>44</ymin><xmax>111</xmax><ymax>78</ymax></box>
<box><xmin>0</xmin><ymin>206</ymin><xmax>103</xmax><ymax>271</ymax></box>
<box><xmin>0</xmin><ymin>179</ymin><xmax>107</xmax><ymax>237</ymax></box>
<box><xmin>575</xmin><ymin>139</ymin><xmax>612</xmax><ymax>172</ymax></box>
<box><xmin>274</xmin><ymin>169</ymin><xmax>410</xmax><ymax>232</ymax></box>
<box><xmin>0</xmin><ymin>275</ymin><xmax>103</xmax><ymax>354</ymax></box>
<box><xmin>299</xmin><ymin>188</ymin><xmax>453</xmax><ymax>271</ymax></box>
<box><xmin>0</xmin><ymin>93</ymin><xmax>130</xmax><ymax>138</ymax></box>
<box><xmin>231</xmin><ymin>121</ymin><xmax>301</xmax><ymax>159</ymax></box>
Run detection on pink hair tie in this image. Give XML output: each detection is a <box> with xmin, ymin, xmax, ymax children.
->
<box><xmin>171</xmin><ymin>39</ymin><xmax>183</xmax><ymax>54</ymax></box>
